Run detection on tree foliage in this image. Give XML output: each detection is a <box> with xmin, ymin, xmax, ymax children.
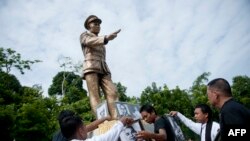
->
<box><xmin>231</xmin><ymin>75</ymin><xmax>250</xmax><ymax>108</ymax></box>
<box><xmin>14</xmin><ymin>100</ymin><xmax>52</xmax><ymax>141</ymax></box>
<box><xmin>189</xmin><ymin>72</ymin><xmax>211</xmax><ymax>106</ymax></box>
<box><xmin>0</xmin><ymin>104</ymin><xmax>16</xmax><ymax>141</ymax></box>
<box><xmin>0</xmin><ymin>47</ymin><xmax>41</xmax><ymax>74</ymax></box>
<box><xmin>0</xmin><ymin>71</ymin><xmax>21</xmax><ymax>105</ymax></box>
<box><xmin>48</xmin><ymin>71</ymin><xmax>87</xmax><ymax>103</ymax></box>
<box><xmin>140</xmin><ymin>82</ymin><xmax>161</xmax><ymax>105</ymax></box>
<box><xmin>115</xmin><ymin>82</ymin><xmax>130</xmax><ymax>102</ymax></box>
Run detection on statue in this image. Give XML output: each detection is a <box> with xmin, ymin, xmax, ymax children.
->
<box><xmin>80</xmin><ymin>15</ymin><xmax>121</xmax><ymax>119</ymax></box>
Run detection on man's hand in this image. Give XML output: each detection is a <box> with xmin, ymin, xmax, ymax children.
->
<box><xmin>136</xmin><ymin>130</ymin><xmax>152</xmax><ymax>139</ymax></box>
<box><xmin>105</xmin><ymin>29</ymin><xmax>121</xmax><ymax>41</ymax></box>
<box><xmin>169</xmin><ymin>111</ymin><xmax>178</xmax><ymax>116</ymax></box>
<box><xmin>119</xmin><ymin>116</ymin><xmax>134</xmax><ymax>126</ymax></box>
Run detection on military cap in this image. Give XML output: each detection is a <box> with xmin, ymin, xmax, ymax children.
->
<box><xmin>84</xmin><ymin>15</ymin><xmax>102</xmax><ymax>29</ymax></box>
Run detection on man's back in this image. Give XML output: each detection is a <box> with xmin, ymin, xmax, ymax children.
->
<box><xmin>220</xmin><ymin>99</ymin><xmax>250</xmax><ymax>125</ymax></box>
<box><xmin>220</xmin><ymin>99</ymin><xmax>250</xmax><ymax>140</ymax></box>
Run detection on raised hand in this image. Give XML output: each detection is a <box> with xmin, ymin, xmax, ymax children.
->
<box><xmin>106</xmin><ymin>29</ymin><xmax>121</xmax><ymax>41</ymax></box>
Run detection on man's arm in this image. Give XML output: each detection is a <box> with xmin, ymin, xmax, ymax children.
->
<box><xmin>136</xmin><ymin>129</ymin><xmax>167</xmax><ymax>141</ymax></box>
<box><xmin>86</xmin><ymin>116</ymin><xmax>133</xmax><ymax>141</ymax></box>
<box><xmin>170</xmin><ymin>111</ymin><xmax>201</xmax><ymax>135</ymax></box>
<box><xmin>86</xmin><ymin>116</ymin><xmax>111</xmax><ymax>132</ymax></box>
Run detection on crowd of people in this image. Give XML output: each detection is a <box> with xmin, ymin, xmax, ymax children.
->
<box><xmin>53</xmin><ymin>77</ymin><xmax>250</xmax><ymax>141</ymax></box>
<box><xmin>53</xmin><ymin>15</ymin><xmax>250</xmax><ymax>141</ymax></box>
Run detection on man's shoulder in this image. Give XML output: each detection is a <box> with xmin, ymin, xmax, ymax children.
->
<box><xmin>155</xmin><ymin>116</ymin><xmax>165</xmax><ymax>123</ymax></box>
<box><xmin>155</xmin><ymin>116</ymin><xmax>172</xmax><ymax>129</ymax></box>
<box><xmin>222</xmin><ymin>99</ymin><xmax>248</xmax><ymax>112</ymax></box>
<box><xmin>154</xmin><ymin>117</ymin><xmax>166</xmax><ymax>129</ymax></box>
<box><xmin>212</xmin><ymin>121</ymin><xmax>220</xmax><ymax>125</ymax></box>
<box><xmin>212</xmin><ymin>121</ymin><xmax>220</xmax><ymax>131</ymax></box>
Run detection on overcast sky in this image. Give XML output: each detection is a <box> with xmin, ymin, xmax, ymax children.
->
<box><xmin>1</xmin><ymin>0</ymin><xmax>250</xmax><ymax>97</ymax></box>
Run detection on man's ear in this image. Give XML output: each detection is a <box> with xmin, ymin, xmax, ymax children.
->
<box><xmin>205</xmin><ymin>113</ymin><xmax>209</xmax><ymax>119</ymax></box>
<box><xmin>212</xmin><ymin>90</ymin><xmax>218</xmax><ymax>99</ymax></box>
<box><xmin>214</xmin><ymin>92</ymin><xmax>219</xmax><ymax>99</ymax></box>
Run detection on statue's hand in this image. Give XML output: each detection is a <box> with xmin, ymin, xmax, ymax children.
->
<box><xmin>106</xmin><ymin>29</ymin><xmax>121</xmax><ymax>41</ymax></box>
<box><xmin>113</xmin><ymin>29</ymin><xmax>121</xmax><ymax>34</ymax></box>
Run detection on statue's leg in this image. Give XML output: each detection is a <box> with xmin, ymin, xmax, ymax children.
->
<box><xmin>85</xmin><ymin>73</ymin><xmax>101</xmax><ymax>117</ymax></box>
<box><xmin>100</xmin><ymin>74</ymin><xmax>118</xmax><ymax>119</ymax></box>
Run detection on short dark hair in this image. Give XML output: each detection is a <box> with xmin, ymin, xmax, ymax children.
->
<box><xmin>140</xmin><ymin>104</ymin><xmax>157</xmax><ymax>115</ymax></box>
<box><xmin>195</xmin><ymin>104</ymin><xmax>213</xmax><ymax>121</ymax></box>
<box><xmin>207</xmin><ymin>78</ymin><xmax>232</xmax><ymax>97</ymax></box>
<box><xmin>58</xmin><ymin>110</ymin><xmax>75</xmax><ymax>124</ymax></box>
<box><xmin>59</xmin><ymin>110</ymin><xmax>83</xmax><ymax>139</ymax></box>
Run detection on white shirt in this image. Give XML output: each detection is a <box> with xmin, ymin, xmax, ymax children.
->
<box><xmin>71</xmin><ymin>121</ymin><xmax>124</xmax><ymax>141</ymax></box>
<box><xmin>176</xmin><ymin>112</ymin><xmax>220</xmax><ymax>141</ymax></box>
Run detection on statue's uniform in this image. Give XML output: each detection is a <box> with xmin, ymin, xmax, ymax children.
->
<box><xmin>80</xmin><ymin>31</ymin><xmax>118</xmax><ymax>118</ymax></box>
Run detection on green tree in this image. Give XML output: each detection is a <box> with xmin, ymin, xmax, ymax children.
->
<box><xmin>0</xmin><ymin>47</ymin><xmax>41</xmax><ymax>74</ymax></box>
<box><xmin>232</xmin><ymin>75</ymin><xmax>250</xmax><ymax>108</ymax></box>
<box><xmin>63</xmin><ymin>84</ymin><xmax>87</xmax><ymax>104</ymax></box>
<box><xmin>43</xmin><ymin>96</ymin><xmax>59</xmax><ymax>133</ymax></box>
<box><xmin>140</xmin><ymin>83</ymin><xmax>192</xmax><ymax>115</ymax></box>
<box><xmin>0</xmin><ymin>104</ymin><xmax>16</xmax><ymax>141</ymax></box>
<box><xmin>49</xmin><ymin>55</ymin><xmax>87</xmax><ymax>103</ymax></box>
<box><xmin>48</xmin><ymin>71</ymin><xmax>87</xmax><ymax>103</ymax></box>
<box><xmin>140</xmin><ymin>82</ymin><xmax>161</xmax><ymax>105</ymax></box>
<box><xmin>0</xmin><ymin>48</ymin><xmax>59</xmax><ymax>141</ymax></box>
<box><xmin>70</xmin><ymin>97</ymin><xmax>95</xmax><ymax>123</ymax></box>
<box><xmin>189</xmin><ymin>72</ymin><xmax>211</xmax><ymax>106</ymax></box>
<box><xmin>115</xmin><ymin>82</ymin><xmax>130</xmax><ymax>102</ymax></box>
<box><xmin>127</xmin><ymin>96</ymin><xmax>140</xmax><ymax>104</ymax></box>
<box><xmin>0</xmin><ymin>71</ymin><xmax>22</xmax><ymax>105</ymax></box>
<box><xmin>20</xmin><ymin>86</ymin><xmax>43</xmax><ymax>104</ymax></box>
<box><xmin>13</xmin><ymin>98</ymin><xmax>55</xmax><ymax>141</ymax></box>
<box><xmin>56</xmin><ymin>56</ymin><xmax>83</xmax><ymax>95</ymax></box>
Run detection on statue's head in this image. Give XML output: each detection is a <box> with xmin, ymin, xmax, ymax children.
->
<box><xmin>84</xmin><ymin>15</ymin><xmax>102</xmax><ymax>30</ymax></box>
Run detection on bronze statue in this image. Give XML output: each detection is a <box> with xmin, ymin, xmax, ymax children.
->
<box><xmin>80</xmin><ymin>15</ymin><xmax>121</xmax><ymax>119</ymax></box>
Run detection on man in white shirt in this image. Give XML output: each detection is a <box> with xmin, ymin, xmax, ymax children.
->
<box><xmin>53</xmin><ymin>110</ymin><xmax>112</xmax><ymax>141</ymax></box>
<box><xmin>59</xmin><ymin>110</ymin><xmax>134</xmax><ymax>141</ymax></box>
<box><xmin>169</xmin><ymin>104</ymin><xmax>220</xmax><ymax>141</ymax></box>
